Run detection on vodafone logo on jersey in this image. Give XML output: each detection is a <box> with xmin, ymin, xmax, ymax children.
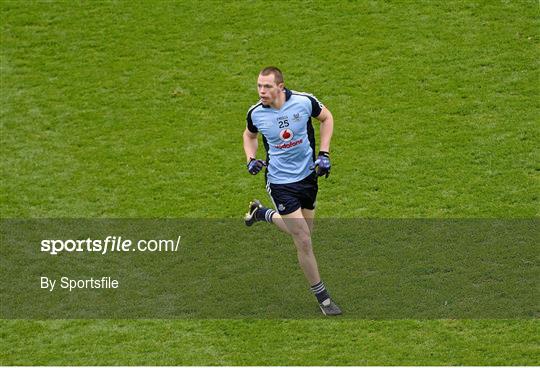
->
<box><xmin>279</xmin><ymin>128</ymin><xmax>294</xmax><ymax>142</ymax></box>
<box><xmin>276</xmin><ymin>128</ymin><xmax>302</xmax><ymax>149</ymax></box>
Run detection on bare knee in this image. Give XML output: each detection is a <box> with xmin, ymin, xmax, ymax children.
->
<box><xmin>291</xmin><ymin>230</ymin><xmax>312</xmax><ymax>255</ymax></box>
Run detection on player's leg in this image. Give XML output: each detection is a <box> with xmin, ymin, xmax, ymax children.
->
<box><xmin>301</xmin><ymin>208</ymin><xmax>315</xmax><ymax>235</ymax></box>
<box><xmin>299</xmin><ymin>172</ymin><xmax>317</xmax><ymax>235</ymax></box>
<box><xmin>280</xmin><ymin>208</ymin><xmax>320</xmax><ymax>285</ymax></box>
<box><xmin>244</xmin><ymin>199</ymin><xmax>291</xmax><ymax>234</ymax></box>
<box><xmin>243</xmin><ymin>177</ymin><xmax>341</xmax><ymax>315</ymax></box>
<box><xmin>244</xmin><ymin>185</ymin><xmax>320</xmax><ymax>284</ymax></box>
<box><xmin>243</xmin><ymin>201</ymin><xmax>309</xmax><ymax>236</ymax></box>
<box><xmin>244</xmin><ymin>205</ymin><xmax>312</xmax><ymax>238</ymax></box>
<box><xmin>267</xmin><ymin>212</ymin><xmax>291</xmax><ymax>234</ymax></box>
<box><xmin>282</xmin><ymin>208</ymin><xmax>341</xmax><ymax>315</ymax></box>
<box><xmin>297</xmin><ymin>178</ymin><xmax>341</xmax><ymax>315</ymax></box>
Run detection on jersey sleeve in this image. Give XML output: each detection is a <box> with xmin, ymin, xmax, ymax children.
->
<box><xmin>246</xmin><ymin>108</ymin><xmax>258</xmax><ymax>133</ymax></box>
<box><xmin>307</xmin><ymin>94</ymin><xmax>324</xmax><ymax>117</ymax></box>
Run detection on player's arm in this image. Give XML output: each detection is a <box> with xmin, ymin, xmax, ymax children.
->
<box><xmin>316</xmin><ymin>106</ymin><xmax>333</xmax><ymax>153</ymax></box>
<box><xmin>243</xmin><ymin>128</ymin><xmax>266</xmax><ymax>175</ymax></box>
<box><xmin>310</xmin><ymin>106</ymin><xmax>334</xmax><ymax>177</ymax></box>
<box><xmin>243</xmin><ymin>128</ymin><xmax>259</xmax><ymax>163</ymax></box>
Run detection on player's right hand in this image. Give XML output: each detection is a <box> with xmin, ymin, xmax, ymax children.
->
<box><xmin>247</xmin><ymin>158</ymin><xmax>266</xmax><ymax>175</ymax></box>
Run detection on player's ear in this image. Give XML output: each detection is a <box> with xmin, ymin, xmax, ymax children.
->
<box><xmin>278</xmin><ymin>82</ymin><xmax>284</xmax><ymax>90</ymax></box>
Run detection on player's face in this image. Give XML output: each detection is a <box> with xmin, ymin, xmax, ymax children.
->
<box><xmin>257</xmin><ymin>74</ymin><xmax>283</xmax><ymax>105</ymax></box>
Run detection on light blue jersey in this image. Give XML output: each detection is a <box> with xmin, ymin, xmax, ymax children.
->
<box><xmin>247</xmin><ymin>88</ymin><xmax>324</xmax><ymax>184</ymax></box>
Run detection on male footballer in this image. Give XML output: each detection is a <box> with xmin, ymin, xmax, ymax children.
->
<box><xmin>242</xmin><ymin>66</ymin><xmax>342</xmax><ymax>316</ymax></box>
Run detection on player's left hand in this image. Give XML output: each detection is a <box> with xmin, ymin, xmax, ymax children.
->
<box><xmin>310</xmin><ymin>151</ymin><xmax>331</xmax><ymax>178</ymax></box>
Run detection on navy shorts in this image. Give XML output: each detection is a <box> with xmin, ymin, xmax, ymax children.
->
<box><xmin>266</xmin><ymin>172</ymin><xmax>318</xmax><ymax>215</ymax></box>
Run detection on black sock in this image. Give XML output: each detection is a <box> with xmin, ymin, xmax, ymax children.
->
<box><xmin>310</xmin><ymin>280</ymin><xmax>330</xmax><ymax>304</ymax></box>
<box><xmin>255</xmin><ymin>206</ymin><xmax>275</xmax><ymax>223</ymax></box>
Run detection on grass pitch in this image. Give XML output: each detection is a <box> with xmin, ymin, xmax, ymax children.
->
<box><xmin>1</xmin><ymin>0</ymin><xmax>539</xmax><ymax>365</ymax></box>
<box><xmin>1</xmin><ymin>319</ymin><xmax>538</xmax><ymax>365</ymax></box>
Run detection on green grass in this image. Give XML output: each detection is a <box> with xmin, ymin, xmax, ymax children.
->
<box><xmin>1</xmin><ymin>0</ymin><xmax>539</xmax><ymax>365</ymax></box>
<box><xmin>1</xmin><ymin>319</ymin><xmax>538</xmax><ymax>365</ymax></box>
<box><xmin>1</xmin><ymin>0</ymin><xmax>538</xmax><ymax>218</ymax></box>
